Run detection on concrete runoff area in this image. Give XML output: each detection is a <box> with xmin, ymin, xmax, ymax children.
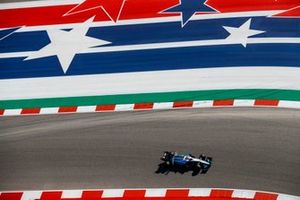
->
<box><xmin>0</xmin><ymin>0</ymin><xmax>40</xmax><ymax>2</ymax></box>
<box><xmin>0</xmin><ymin>108</ymin><xmax>299</xmax><ymax>195</ymax></box>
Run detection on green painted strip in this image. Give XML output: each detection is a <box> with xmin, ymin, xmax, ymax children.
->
<box><xmin>1</xmin><ymin>89</ymin><xmax>300</xmax><ymax>109</ymax></box>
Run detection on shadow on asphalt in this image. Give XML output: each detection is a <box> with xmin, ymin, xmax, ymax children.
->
<box><xmin>155</xmin><ymin>162</ymin><xmax>204</xmax><ymax>176</ymax></box>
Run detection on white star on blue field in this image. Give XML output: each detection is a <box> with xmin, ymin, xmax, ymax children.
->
<box><xmin>163</xmin><ymin>0</ymin><xmax>217</xmax><ymax>27</ymax></box>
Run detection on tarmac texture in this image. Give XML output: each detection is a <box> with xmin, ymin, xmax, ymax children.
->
<box><xmin>0</xmin><ymin>108</ymin><xmax>299</xmax><ymax>195</ymax></box>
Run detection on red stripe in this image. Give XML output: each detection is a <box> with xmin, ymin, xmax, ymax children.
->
<box><xmin>121</xmin><ymin>0</ymin><xmax>177</xmax><ymax>20</ymax></box>
<box><xmin>274</xmin><ymin>6</ymin><xmax>300</xmax><ymax>17</ymax></box>
<box><xmin>254</xmin><ymin>192</ymin><xmax>278</xmax><ymax>200</ymax></box>
<box><xmin>58</xmin><ymin>106</ymin><xmax>78</xmax><ymax>113</ymax></box>
<box><xmin>96</xmin><ymin>104</ymin><xmax>116</xmax><ymax>111</ymax></box>
<box><xmin>123</xmin><ymin>190</ymin><xmax>146</xmax><ymax>197</ymax></box>
<box><xmin>0</xmin><ymin>193</ymin><xmax>23</xmax><ymax>200</ymax></box>
<box><xmin>173</xmin><ymin>101</ymin><xmax>193</xmax><ymax>108</ymax></box>
<box><xmin>165</xmin><ymin>189</ymin><xmax>189</xmax><ymax>197</ymax></box>
<box><xmin>21</xmin><ymin>108</ymin><xmax>41</xmax><ymax>115</ymax></box>
<box><xmin>40</xmin><ymin>192</ymin><xmax>62</xmax><ymax>200</ymax></box>
<box><xmin>66</xmin><ymin>0</ymin><xmax>127</xmax><ymax>22</ymax></box>
<box><xmin>0</xmin><ymin>5</ymin><xmax>108</xmax><ymax>28</ymax></box>
<box><xmin>81</xmin><ymin>191</ymin><xmax>103</xmax><ymax>200</ymax></box>
<box><xmin>213</xmin><ymin>99</ymin><xmax>234</xmax><ymax>106</ymax></box>
<box><xmin>210</xmin><ymin>189</ymin><xmax>233</xmax><ymax>197</ymax></box>
<box><xmin>208</xmin><ymin>0</ymin><xmax>299</xmax><ymax>13</ymax></box>
<box><xmin>134</xmin><ymin>103</ymin><xmax>154</xmax><ymax>110</ymax></box>
<box><xmin>1</xmin><ymin>0</ymin><xmax>299</xmax><ymax>28</ymax></box>
<box><xmin>0</xmin><ymin>109</ymin><xmax>4</xmax><ymax>116</ymax></box>
<box><xmin>254</xmin><ymin>100</ymin><xmax>279</xmax><ymax>106</ymax></box>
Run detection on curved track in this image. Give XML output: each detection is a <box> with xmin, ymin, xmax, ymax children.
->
<box><xmin>0</xmin><ymin>108</ymin><xmax>299</xmax><ymax>195</ymax></box>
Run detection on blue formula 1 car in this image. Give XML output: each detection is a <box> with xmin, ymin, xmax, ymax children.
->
<box><xmin>156</xmin><ymin>151</ymin><xmax>212</xmax><ymax>176</ymax></box>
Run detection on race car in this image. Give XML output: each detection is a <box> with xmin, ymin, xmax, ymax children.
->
<box><xmin>158</xmin><ymin>151</ymin><xmax>212</xmax><ymax>175</ymax></box>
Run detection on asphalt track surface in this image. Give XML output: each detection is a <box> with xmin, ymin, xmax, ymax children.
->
<box><xmin>0</xmin><ymin>108</ymin><xmax>300</xmax><ymax>195</ymax></box>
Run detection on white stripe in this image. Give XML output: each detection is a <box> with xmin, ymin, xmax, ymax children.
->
<box><xmin>84</xmin><ymin>37</ymin><xmax>300</xmax><ymax>54</ymax></box>
<box><xmin>232</xmin><ymin>190</ymin><xmax>256</xmax><ymax>198</ymax></box>
<box><xmin>61</xmin><ymin>190</ymin><xmax>83</xmax><ymax>198</ymax></box>
<box><xmin>188</xmin><ymin>188</ymin><xmax>211</xmax><ymax>197</ymax></box>
<box><xmin>115</xmin><ymin>104</ymin><xmax>134</xmax><ymax>111</ymax></box>
<box><xmin>277</xmin><ymin>194</ymin><xmax>300</xmax><ymax>200</ymax></box>
<box><xmin>145</xmin><ymin>189</ymin><xmax>166</xmax><ymax>197</ymax></box>
<box><xmin>77</xmin><ymin>106</ymin><xmax>96</xmax><ymax>113</ymax></box>
<box><xmin>1</xmin><ymin>67</ymin><xmax>300</xmax><ymax>101</ymax></box>
<box><xmin>153</xmin><ymin>102</ymin><xmax>173</xmax><ymax>110</ymax></box>
<box><xmin>4</xmin><ymin>109</ymin><xmax>21</xmax><ymax>116</ymax></box>
<box><xmin>234</xmin><ymin>100</ymin><xmax>255</xmax><ymax>107</ymax></box>
<box><xmin>101</xmin><ymin>189</ymin><xmax>124</xmax><ymax>198</ymax></box>
<box><xmin>278</xmin><ymin>101</ymin><xmax>300</xmax><ymax>109</ymax></box>
<box><xmin>21</xmin><ymin>191</ymin><xmax>42</xmax><ymax>200</ymax></box>
<box><xmin>40</xmin><ymin>107</ymin><xmax>59</xmax><ymax>114</ymax></box>
<box><xmin>193</xmin><ymin>101</ymin><xmax>214</xmax><ymax>108</ymax></box>
<box><xmin>1</xmin><ymin>37</ymin><xmax>299</xmax><ymax>59</ymax></box>
<box><xmin>0</xmin><ymin>51</ymin><xmax>33</xmax><ymax>58</ymax></box>
<box><xmin>10</xmin><ymin>11</ymin><xmax>280</xmax><ymax>32</ymax></box>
